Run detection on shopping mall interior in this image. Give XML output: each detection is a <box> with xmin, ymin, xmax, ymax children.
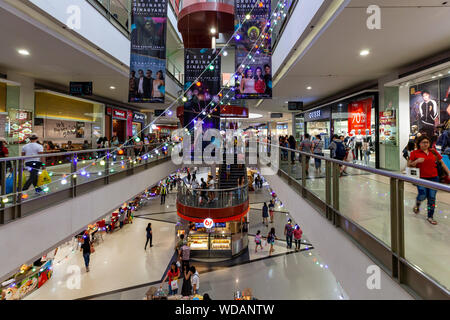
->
<box><xmin>0</xmin><ymin>0</ymin><xmax>449</xmax><ymax>304</ymax></box>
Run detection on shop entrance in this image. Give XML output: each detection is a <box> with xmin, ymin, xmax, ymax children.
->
<box><xmin>306</xmin><ymin>121</ymin><xmax>331</xmax><ymax>148</ymax></box>
<box><xmin>113</xmin><ymin>119</ymin><xmax>127</xmax><ymax>143</ymax></box>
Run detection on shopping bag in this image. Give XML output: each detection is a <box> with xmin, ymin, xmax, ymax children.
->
<box><xmin>405</xmin><ymin>167</ymin><xmax>420</xmax><ymax>178</ymax></box>
<box><xmin>37</xmin><ymin>169</ymin><xmax>52</xmax><ymax>187</ymax></box>
<box><xmin>170</xmin><ymin>280</ymin><xmax>178</xmax><ymax>290</ymax></box>
<box><xmin>90</xmin><ymin>245</ymin><xmax>95</xmax><ymax>254</ymax></box>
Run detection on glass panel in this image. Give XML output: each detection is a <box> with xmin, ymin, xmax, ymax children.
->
<box><xmin>403</xmin><ymin>181</ymin><xmax>450</xmax><ymax>291</ymax></box>
<box><xmin>305</xmin><ymin>154</ymin><xmax>326</xmax><ymax>201</ymax></box>
<box><xmin>337</xmin><ymin>167</ymin><xmax>391</xmax><ymax>247</ymax></box>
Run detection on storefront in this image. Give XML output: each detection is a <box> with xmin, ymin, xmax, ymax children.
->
<box><xmin>132</xmin><ymin>112</ymin><xmax>146</xmax><ymax>139</ymax></box>
<box><xmin>304</xmin><ymin>107</ymin><xmax>332</xmax><ymax>149</ymax></box>
<box><xmin>176</xmin><ymin>216</ymin><xmax>249</xmax><ymax>259</ymax></box>
<box><xmin>106</xmin><ymin>107</ymin><xmax>128</xmax><ymax>143</ymax></box>
<box><xmin>34</xmin><ymin>90</ymin><xmax>104</xmax><ymax>149</ymax></box>
<box><xmin>296</xmin><ymin>91</ymin><xmax>379</xmax><ymax>167</ymax></box>
<box><xmin>382</xmin><ymin>63</ymin><xmax>450</xmax><ymax>171</ymax></box>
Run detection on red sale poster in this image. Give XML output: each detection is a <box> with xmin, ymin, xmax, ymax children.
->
<box><xmin>348</xmin><ymin>98</ymin><xmax>373</xmax><ymax>134</ymax></box>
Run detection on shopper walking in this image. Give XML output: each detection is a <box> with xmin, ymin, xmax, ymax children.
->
<box><xmin>145</xmin><ymin>223</ymin><xmax>153</xmax><ymax>249</ymax></box>
<box><xmin>181</xmin><ymin>265</ymin><xmax>192</xmax><ymax>297</ymax></box>
<box><xmin>312</xmin><ymin>135</ymin><xmax>324</xmax><ymax>173</ymax></box>
<box><xmin>181</xmin><ymin>242</ymin><xmax>191</xmax><ymax>272</ymax></box>
<box><xmin>255</xmin><ymin>230</ymin><xmax>263</xmax><ymax>253</ymax></box>
<box><xmin>119</xmin><ymin>209</ymin><xmax>126</xmax><ymax>229</ymax></box>
<box><xmin>288</xmin><ymin>135</ymin><xmax>297</xmax><ymax>164</ymax></box>
<box><xmin>80</xmin><ymin>233</ymin><xmax>93</xmax><ymax>272</ymax></box>
<box><xmin>293</xmin><ymin>224</ymin><xmax>303</xmax><ymax>252</ymax></box>
<box><xmin>160</xmin><ymin>184</ymin><xmax>167</xmax><ymax>205</ymax></box>
<box><xmin>190</xmin><ymin>266</ymin><xmax>200</xmax><ymax>295</ymax></box>
<box><xmin>22</xmin><ymin>135</ymin><xmax>44</xmax><ymax>193</ymax></box>
<box><xmin>266</xmin><ymin>228</ymin><xmax>276</xmax><ymax>256</ymax></box>
<box><xmin>284</xmin><ymin>219</ymin><xmax>294</xmax><ymax>249</ymax></box>
<box><xmin>408</xmin><ymin>135</ymin><xmax>450</xmax><ymax>225</ymax></box>
<box><xmin>161</xmin><ymin>262</ymin><xmax>180</xmax><ymax>295</ymax></box>
<box><xmin>176</xmin><ymin>234</ymin><xmax>187</xmax><ymax>256</ymax></box>
<box><xmin>262</xmin><ymin>202</ymin><xmax>269</xmax><ymax>227</ymax></box>
<box><xmin>299</xmin><ymin>133</ymin><xmax>313</xmax><ymax>175</ymax></box>
<box><xmin>268</xmin><ymin>200</ymin><xmax>275</xmax><ymax>223</ymax></box>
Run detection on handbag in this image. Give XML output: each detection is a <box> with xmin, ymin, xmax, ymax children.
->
<box><xmin>430</xmin><ymin>149</ymin><xmax>446</xmax><ymax>179</ymax></box>
<box><xmin>90</xmin><ymin>244</ymin><xmax>95</xmax><ymax>254</ymax></box>
<box><xmin>170</xmin><ymin>279</ymin><xmax>178</xmax><ymax>290</ymax></box>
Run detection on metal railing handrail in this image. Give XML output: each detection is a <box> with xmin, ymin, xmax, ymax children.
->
<box><xmin>260</xmin><ymin>142</ymin><xmax>450</xmax><ymax>193</ymax></box>
<box><xmin>0</xmin><ymin>143</ymin><xmax>163</xmax><ymax>162</ymax></box>
<box><xmin>179</xmin><ymin>177</ymin><xmax>249</xmax><ymax>192</ymax></box>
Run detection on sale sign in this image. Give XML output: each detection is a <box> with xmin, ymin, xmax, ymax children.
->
<box><xmin>348</xmin><ymin>98</ymin><xmax>373</xmax><ymax>134</ymax></box>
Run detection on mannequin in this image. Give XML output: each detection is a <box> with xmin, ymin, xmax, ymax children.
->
<box><xmin>355</xmin><ymin>129</ymin><xmax>364</xmax><ymax>161</ymax></box>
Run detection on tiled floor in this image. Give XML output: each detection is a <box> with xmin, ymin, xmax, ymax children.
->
<box><xmin>276</xmin><ymin>159</ymin><xmax>450</xmax><ymax>291</ymax></box>
<box><xmin>25</xmin><ymin>177</ymin><xmax>346</xmax><ymax>300</ymax></box>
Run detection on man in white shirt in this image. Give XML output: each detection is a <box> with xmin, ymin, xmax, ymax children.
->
<box><xmin>22</xmin><ymin>134</ymin><xmax>44</xmax><ymax>192</ymax></box>
<box><xmin>190</xmin><ymin>266</ymin><xmax>200</xmax><ymax>294</ymax></box>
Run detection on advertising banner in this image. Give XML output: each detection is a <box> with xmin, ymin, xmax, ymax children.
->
<box><xmin>440</xmin><ymin>76</ymin><xmax>450</xmax><ymax>129</ymax></box>
<box><xmin>379</xmin><ymin>110</ymin><xmax>397</xmax><ymax>145</ymax></box>
<box><xmin>129</xmin><ymin>0</ymin><xmax>168</xmax><ymax>103</ymax></box>
<box><xmin>348</xmin><ymin>98</ymin><xmax>372</xmax><ymax>135</ymax></box>
<box><xmin>409</xmin><ymin>81</ymin><xmax>439</xmax><ymax>137</ymax></box>
<box><xmin>234</xmin><ymin>0</ymin><xmax>272</xmax><ymax>99</ymax></box>
<box><xmin>183</xmin><ymin>48</ymin><xmax>221</xmax><ymax>131</ymax></box>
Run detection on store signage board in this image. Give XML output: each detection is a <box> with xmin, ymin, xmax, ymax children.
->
<box><xmin>379</xmin><ymin>109</ymin><xmax>397</xmax><ymax>145</ymax></box>
<box><xmin>70</xmin><ymin>82</ymin><xmax>92</xmax><ymax>96</ymax></box>
<box><xmin>203</xmin><ymin>218</ymin><xmax>214</xmax><ymax>229</ymax></box>
<box><xmin>113</xmin><ymin>109</ymin><xmax>127</xmax><ymax>120</ymax></box>
<box><xmin>288</xmin><ymin>101</ymin><xmax>303</xmax><ymax>111</ymax></box>
<box><xmin>270</xmin><ymin>113</ymin><xmax>283</xmax><ymax>118</ymax></box>
<box><xmin>133</xmin><ymin>113</ymin><xmax>146</xmax><ymax>122</ymax></box>
<box><xmin>305</xmin><ymin>108</ymin><xmax>330</xmax><ymax>121</ymax></box>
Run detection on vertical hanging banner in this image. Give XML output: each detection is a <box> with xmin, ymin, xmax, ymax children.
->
<box><xmin>183</xmin><ymin>48</ymin><xmax>221</xmax><ymax>131</ymax></box>
<box><xmin>234</xmin><ymin>0</ymin><xmax>272</xmax><ymax>99</ymax></box>
<box><xmin>348</xmin><ymin>98</ymin><xmax>373</xmax><ymax>135</ymax></box>
<box><xmin>129</xmin><ymin>0</ymin><xmax>168</xmax><ymax>103</ymax></box>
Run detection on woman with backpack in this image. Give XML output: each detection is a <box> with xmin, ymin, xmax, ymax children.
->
<box><xmin>254</xmin><ymin>230</ymin><xmax>263</xmax><ymax>253</ymax></box>
<box><xmin>266</xmin><ymin>228</ymin><xmax>276</xmax><ymax>256</ymax></box>
<box><xmin>312</xmin><ymin>135</ymin><xmax>324</xmax><ymax>174</ymax></box>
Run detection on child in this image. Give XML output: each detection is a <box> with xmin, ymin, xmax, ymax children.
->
<box><xmin>255</xmin><ymin>230</ymin><xmax>263</xmax><ymax>253</ymax></box>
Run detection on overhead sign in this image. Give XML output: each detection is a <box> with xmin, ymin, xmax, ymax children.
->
<box><xmin>270</xmin><ymin>113</ymin><xmax>283</xmax><ymax>118</ymax></box>
<box><xmin>133</xmin><ymin>112</ymin><xmax>146</xmax><ymax>122</ymax></box>
<box><xmin>113</xmin><ymin>109</ymin><xmax>127</xmax><ymax>120</ymax></box>
<box><xmin>203</xmin><ymin>218</ymin><xmax>214</xmax><ymax>229</ymax></box>
<box><xmin>305</xmin><ymin>108</ymin><xmax>331</xmax><ymax>121</ymax></box>
<box><xmin>70</xmin><ymin>82</ymin><xmax>92</xmax><ymax>96</ymax></box>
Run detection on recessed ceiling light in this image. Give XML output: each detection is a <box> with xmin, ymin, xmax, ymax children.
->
<box><xmin>110</xmin><ymin>86</ymin><xmax>116</xmax><ymax>90</ymax></box>
<box><xmin>18</xmin><ymin>49</ymin><xmax>30</xmax><ymax>56</ymax></box>
<box><xmin>432</xmin><ymin>76</ymin><xmax>436</xmax><ymax>79</ymax></box>
<box><xmin>306</xmin><ymin>86</ymin><xmax>312</xmax><ymax>90</ymax></box>
<box><xmin>438</xmin><ymin>74</ymin><xmax>443</xmax><ymax>77</ymax></box>
<box><xmin>210</xmin><ymin>27</ymin><xmax>216</xmax><ymax>34</ymax></box>
<box><xmin>360</xmin><ymin>49</ymin><xmax>370</xmax><ymax>56</ymax></box>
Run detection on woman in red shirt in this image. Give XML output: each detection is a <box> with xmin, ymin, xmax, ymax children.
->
<box><xmin>161</xmin><ymin>262</ymin><xmax>180</xmax><ymax>295</ymax></box>
<box><xmin>408</xmin><ymin>135</ymin><xmax>450</xmax><ymax>225</ymax></box>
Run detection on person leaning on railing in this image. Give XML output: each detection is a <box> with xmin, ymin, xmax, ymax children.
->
<box><xmin>408</xmin><ymin>135</ymin><xmax>450</xmax><ymax>225</ymax></box>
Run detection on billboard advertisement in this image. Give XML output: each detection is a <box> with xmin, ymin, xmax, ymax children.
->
<box><xmin>347</xmin><ymin>98</ymin><xmax>373</xmax><ymax>135</ymax></box>
<box><xmin>234</xmin><ymin>0</ymin><xmax>272</xmax><ymax>99</ymax></box>
<box><xmin>129</xmin><ymin>0</ymin><xmax>168</xmax><ymax>103</ymax></box>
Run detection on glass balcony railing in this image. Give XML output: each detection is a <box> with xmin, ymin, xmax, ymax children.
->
<box><xmin>88</xmin><ymin>0</ymin><xmax>131</xmax><ymax>34</ymax></box>
<box><xmin>258</xmin><ymin>142</ymin><xmax>450</xmax><ymax>297</ymax></box>
<box><xmin>0</xmin><ymin>143</ymin><xmax>174</xmax><ymax>219</ymax></box>
<box><xmin>177</xmin><ymin>180</ymin><xmax>248</xmax><ymax>208</ymax></box>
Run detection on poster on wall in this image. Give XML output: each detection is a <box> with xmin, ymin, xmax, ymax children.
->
<box><xmin>76</xmin><ymin>122</ymin><xmax>85</xmax><ymax>138</ymax></box>
<box><xmin>128</xmin><ymin>0</ymin><xmax>168</xmax><ymax>103</ymax></box>
<box><xmin>183</xmin><ymin>48</ymin><xmax>221</xmax><ymax>131</ymax></box>
<box><xmin>234</xmin><ymin>0</ymin><xmax>272</xmax><ymax>99</ymax></box>
<box><xmin>379</xmin><ymin>110</ymin><xmax>397</xmax><ymax>145</ymax></box>
<box><xmin>348</xmin><ymin>98</ymin><xmax>373</xmax><ymax>135</ymax></box>
<box><xmin>409</xmin><ymin>80</ymin><xmax>439</xmax><ymax>137</ymax></box>
<box><xmin>440</xmin><ymin>76</ymin><xmax>450</xmax><ymax>129</ymax></box>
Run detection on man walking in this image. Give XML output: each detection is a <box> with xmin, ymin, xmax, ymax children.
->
<box><xmin>181</xmin><ymin>243</ymin><xmax>191</xmax><ymax>273</ymax></box>
<box><xmin>160</xmin><ymin>184</ymin><xmax>167</xmax><ymax>205</ymax></box>
<box><xmin>284</xmin><ymin>219</ymin><xmax>294</xmax><ymax>249</ymax></box>
<box><xmin>22</xmin><ymin>134</ymin><xmax>44</xmax><ymax>193</ymax></box>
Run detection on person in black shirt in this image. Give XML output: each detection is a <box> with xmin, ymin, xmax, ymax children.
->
<box><xmin>200</xmin><ymin>178</ymin><xmax>207</xmax><ymax>205</ymax></box>
<box><xmin>145</xmin><ymin>223</ymin><xmax>153</xmax><ymax>250</ymax></box>
<box><xmin>80</xmin><ymin>233</ymin><xmax>92</xmax><ymax>272</ymax></box>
